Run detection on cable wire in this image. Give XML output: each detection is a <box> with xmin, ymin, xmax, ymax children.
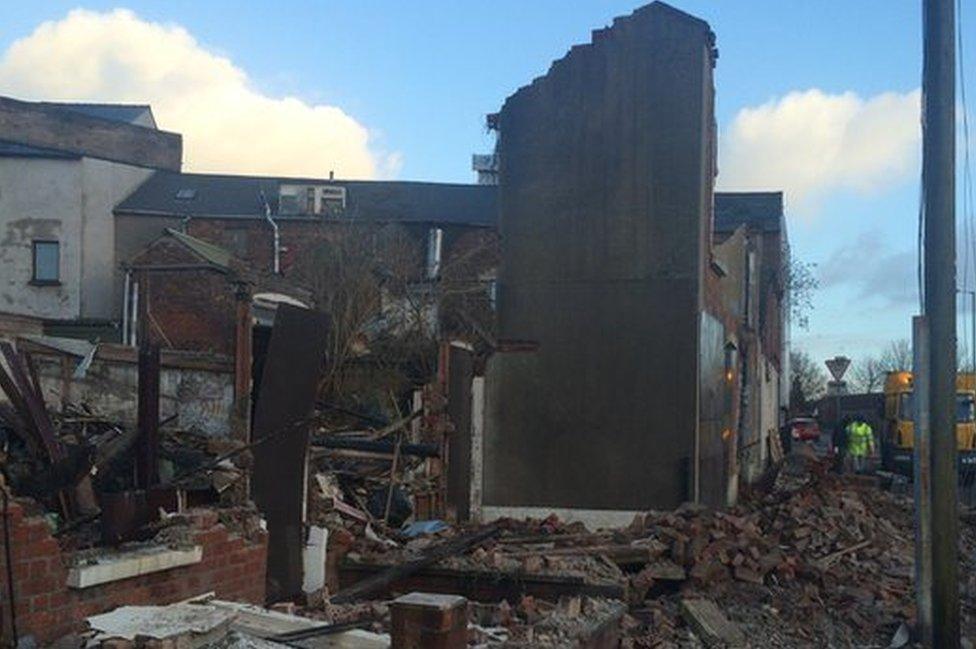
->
<box><xmin>958</xmin><ymin>0</ymin><xmax>975</xmax><ymax>370</ymax></box>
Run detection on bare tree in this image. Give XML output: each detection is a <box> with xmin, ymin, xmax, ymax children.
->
<box><xmin>785</xmin><ymin>254</ymin><xmax>819</xmax><ymax>331</ymax></box>
<box><xmin>959</xmin><ymin>341</ymin><xmax>974</xmax><ymax>372</ymax></box>
<box><xmin>879</xmin><ymin>339</ymin><xmax>913</xmax><ymax>372</ymax></box>
<box><xmin>790</xmin><ymin>349</ymin><xmax>827</xmax><ymax>408</ymax></box>
<box><xmin>850</xmin><ymin>355</ymin><xmax>885</xmax><ymax>393</ymax></box>
<box><xmin>291</xmin><ymin>223</ymin><xmax>498</xmax><ymax>409</ymax></box>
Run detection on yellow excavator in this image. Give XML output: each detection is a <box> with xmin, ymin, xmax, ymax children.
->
<box><xmin>882</xmin><ymin>370</ymin><xmax>976</xmax><ymax>477</ymax></box>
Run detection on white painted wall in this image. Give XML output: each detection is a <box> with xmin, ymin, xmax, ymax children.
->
<box><xmin>79</xmin><ymin>157</ymin><xmax>153</xmax><ymax>318</ymax></box>
<box><xmin>757</xmin><ymin>347</ymin><xmax>780</xmax><ymax>466</ymax></box>
<box><xmin>0</xmin><ymin>156</ymin><xmax>152</xmax><ymax>321</ymax></box>
<box><xmin>0</xmin><ymin>157</ymin><xmax>83</xmax><ymax>318</ymax></box>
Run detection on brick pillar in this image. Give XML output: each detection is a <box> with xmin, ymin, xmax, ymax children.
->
<box><xmin>390</xmin><ymin>592</ymin><xmax>468</xmax><ymax>649</ymax></box>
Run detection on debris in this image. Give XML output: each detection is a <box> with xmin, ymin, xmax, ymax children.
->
<box><xmin>812</xmin><ymin>538</ymin><xmax>873</xmax><ymax>571</ymax></box>
<box><xmin>888</xmin><ymin>622</ymin><xmax>911</xmax><ymax>649</ymax></box>
<box><xmin>679</xmin><ymin>598</ymin><xmax>746</xmax><ymax>648</ymax></box>
<box><xmin>332</xmin><ymin>523</ymin><xmax>503</xmax><ymax>603</ymax></box>
<box><xmin>401</xmin><ymin>519</ymin><xmax>449</xmax><ymax>538</ymax></box>
<box><xmin>87</xmin><ymin>603</ymin><xmax>235</xmax><ymax>646</ymax></box>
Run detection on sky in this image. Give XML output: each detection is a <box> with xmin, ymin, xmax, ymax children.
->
<box><xmin>0</xmin><ymin>0</ymin><xmax>972</xmax><ymax>370</ymax></box>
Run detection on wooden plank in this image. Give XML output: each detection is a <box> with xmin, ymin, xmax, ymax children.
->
<box><xmin>338</xmin><ymin>562</ymin><xmax>626</xmax><ymax>604</ymax></box>
<box><xmin>0</xmin><ymin>342</ymin><xmax>62</xmax><ymax>461</ymax></box>
<box><xmin>332</xmin><ymin>524</ymin><xmax>503</xmax><ymax>604</ymax></box>
<box><xmin>503</xmin><ymin>543</ymin><xmax>664</xmax><ymax>565</ymax></box>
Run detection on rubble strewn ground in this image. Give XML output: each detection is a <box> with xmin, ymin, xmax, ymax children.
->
<box><xmin>306</xmin><ymin>449</ymin><xmax>976</xmax><ymax>647</ymax></box>
<box><xmin>71</xmin><ymin>448</ymin><xmax>976</xmax><ymax>648</ymax></box>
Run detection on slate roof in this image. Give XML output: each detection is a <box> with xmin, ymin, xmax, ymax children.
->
<box><xmin>0</xmin><ymin>101</ymin><xmax>155</xmax><ymax>159</ymax></box>
<box><xmin>115</xmin><ymin>171</ymin><xmax>499</xmax><ymax>227</ymax></box>
<box><xmin>714</xmin><ymin>192</ymin><xmax>784</xmax><ymax>233</ymax></box>
<box><xmin>164</xmin><ymin>228</ymin><xmax>235</xmax><ymax>271</ymax></box>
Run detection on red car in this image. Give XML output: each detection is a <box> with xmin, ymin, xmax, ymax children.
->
<box><xmin>789</xmin><ymin>417</ymin><xmax>822</xmax><ymax>442</ymax></box>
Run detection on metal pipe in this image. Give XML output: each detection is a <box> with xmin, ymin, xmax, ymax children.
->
<box><xmin>922</xmin><ymin>0</ymin><xmax>959</xmax><ymax>645</ymax></box>
<box><xmin>130</xmin><ymin>280</ymin><xmax>139</xmax><ymax>347</ymax></box>
<box><xmin>121</xmin><ymin>270</ymin><xmax>131</xmax><ymax>346</ymax></box>
<box><xmin>261</xmin><ymin>191</ymin><xmax>280</xmax><ymax>274</ymax></box>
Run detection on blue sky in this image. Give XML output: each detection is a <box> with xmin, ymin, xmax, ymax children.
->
<box><xmin>0</xmin><ymin>1</ymin><xmax>972</xmax><ymax>369</ymax></box>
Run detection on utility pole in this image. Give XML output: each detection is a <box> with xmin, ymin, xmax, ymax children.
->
<box><xmin>921</xmin><ymin>0</ymin><xmax>959</xmax><ymax>646</ymax></box>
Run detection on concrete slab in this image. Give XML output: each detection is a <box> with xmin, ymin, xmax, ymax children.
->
<box><xmin>67</xmin><ymin>545</ymin><xmax>202</xmax><ymax>589</ymax></box>
<box><xmin>87</xmin><ymin>603</ymin><xmax>234</xmax><ymax>645</ymax></box>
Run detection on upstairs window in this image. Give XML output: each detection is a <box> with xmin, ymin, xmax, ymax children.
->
<box><xmin>32</xmin><ymin>240</ymin><xmax>60</xmax><ymax>284</ymax></box>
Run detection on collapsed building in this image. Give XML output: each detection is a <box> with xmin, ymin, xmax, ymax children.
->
<box><xmin>0</xmin><ymin>2</ymin><xmax>801</xmax><ymax>647</ymax></box>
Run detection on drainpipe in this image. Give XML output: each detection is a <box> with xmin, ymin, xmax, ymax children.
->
<box><xmin>121</xmin><ymin>270</ymin><xmax>131</xmax><ymax>345</ymax></box>
<box><xmin>260</xmin><ymin>191</ymin><xmax>280</xmax><ymax>274</ymax></box>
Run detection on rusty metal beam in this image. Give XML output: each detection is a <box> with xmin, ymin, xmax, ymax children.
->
<box><xmin>136</xmin><ymin>343</ymin><xmax>160</xmax><ymax>488</ymax></box>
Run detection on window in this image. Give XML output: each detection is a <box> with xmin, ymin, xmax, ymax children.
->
<box><xmin>958</xmin><ymin>393</ymin><xmax>975</xmax><ymax>423</ymax></box>
<box><xmin>317</xmin><ymin>186</ymin><xmax>347</xmax><ymax>217</ymax></box>
<box><xmin>305</xmin><ymin>187</ymin><xmax>316</xmax><ymax>214</ymax></box>
<box><xmin>32</xmin><ymin>240</ymin><xmax>60</xmax><ymax>284</ymax></box>
<box><xmin>899</xmin><ymin>391</ymin><xmax>976</xmax><ymax>422</ymax></box>
<box><xmin>898</xmin><ymin>392</ymin><xmax>913</xmax><ymax>421</ymax></box>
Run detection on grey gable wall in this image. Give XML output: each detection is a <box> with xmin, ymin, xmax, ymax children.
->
<box><xmin>482</xmin><ymin>2</ymin><xmax>716</xmax><ymax>512</ymax></box>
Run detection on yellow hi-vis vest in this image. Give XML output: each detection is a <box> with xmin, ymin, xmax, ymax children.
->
<box><xmin>847</xmin><ymin>422</ymin><xmax>872</xmax><ymax>457</ymax></box>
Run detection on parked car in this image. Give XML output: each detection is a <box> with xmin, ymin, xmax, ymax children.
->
<box><xmin>789</xmin><ymin>417</ymin><xmax>821</xmax><ymax>442</ymax></box>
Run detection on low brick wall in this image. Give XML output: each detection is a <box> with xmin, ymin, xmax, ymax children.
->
<box><xmin>0</xmin><ymin>499</ymin><xmax>267</xmax><ymax>646</ymax></box>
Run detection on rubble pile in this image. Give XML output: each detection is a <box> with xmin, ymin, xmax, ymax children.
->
<box><xmin>290</xmin><ymin>594</ymin><xmax>626</xmax><ymax>647</ymax></box>
<box><xmin>322</xmin><ymin>453</ymin><xmax>976</xmax><ymax>646</ymax></box>
<box><xmin>477</xmin><ymin>596</ymin><xmax>626</xmax><ymax>647</ymax></box>
<box><xmin>616</xmin><ymin>455</ymin><xmax>976</xmax><ymax>646</ymax></box>
<box><xmin>343</xmin><ymin>515</ymin><xmax>627</xmax><ymax>587</ymax></box>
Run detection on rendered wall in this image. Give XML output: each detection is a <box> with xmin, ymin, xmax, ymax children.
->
<box><xmin>22</xmin><ymin>343</ymin><xmax>236</xmax><ymax>438</ymax></box>
<box><xmin>0</xmin><ymin>156</ymin><xmax>152</xmax><ymax>321</ymax></box>
<box><xmin>483</xmin><ymin>2</ymin><xmax>716</xmax><ymax>512</ymax></box>
<box><xmin>79</xmin><ymin>157</ymin><xmax>154</xmax><ymax>319</ymax></box>
<box><xmin>0</xmin><ymin>158</ymin><xmax>83</xmax><ymax>319</ymax></box>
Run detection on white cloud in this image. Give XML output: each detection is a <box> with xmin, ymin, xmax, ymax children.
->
<box><xmin>718</xmin><ymin>88</ymin><xmax>920</xmax><ymax>215</ymax></box>
<box><xmin>818</xmin><ymin>230</ymin><xmax>917</xmax><ymax>306</ymax></box>
<box><xmin>0</xmin><ymin>9</ymin><xmax>400</xmax><ymax>179</ymax></box>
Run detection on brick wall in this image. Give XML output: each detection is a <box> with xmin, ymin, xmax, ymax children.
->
<box><xmin>185</xmin><ymin>218</ymin><xmax>481</xmax><ymax>278</ymax></box>
<box><xmin>135</xmin><ymin>237</ymin><xmax>241</xmax><ymax>356</ymax></box>
<box><xmin>0</xmin><ymin>499</ymin><xmax>267</xmax><ymax>646</ymax></box>
<box><xmin>144</xmin><ymin>269</ymin><xmax>239</xmax><ymax>356</ymax></box>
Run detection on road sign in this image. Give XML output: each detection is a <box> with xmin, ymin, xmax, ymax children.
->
<box><xmin>825</xmin><ymin>356</ymin><xmax>851</xmax><ymax>382</ymax></box>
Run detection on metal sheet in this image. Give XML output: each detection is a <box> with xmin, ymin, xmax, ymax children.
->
<box><xmin>444</xmin><ymin>344</ymin><xmax>474</xmax><ymax>521</ymax></box>
<box><xmin>250</xmin><ymin>303</ymin><xmax>330</xmax><ymax>602</ymax></box>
